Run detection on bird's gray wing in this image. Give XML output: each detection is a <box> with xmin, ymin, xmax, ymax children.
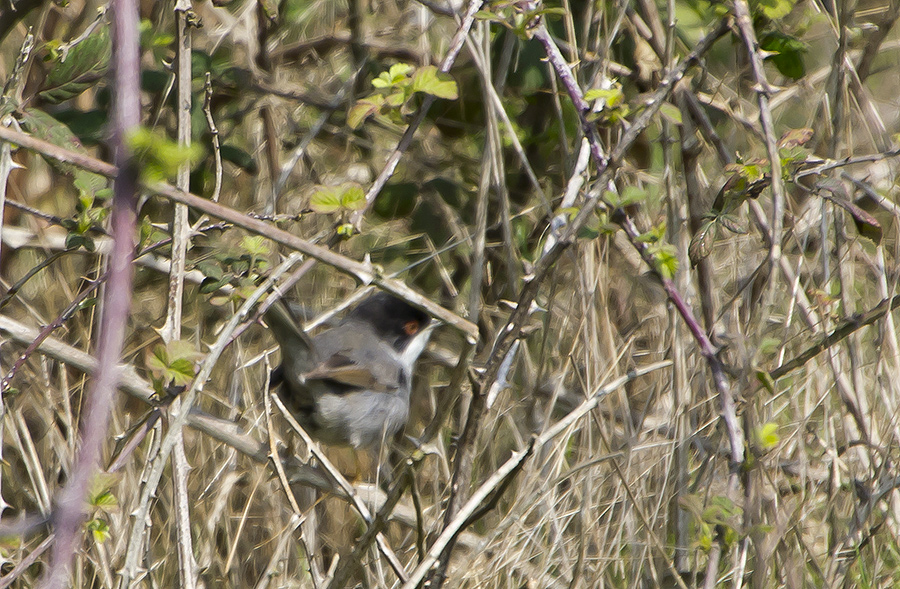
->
<box><xmin>310</xmin><ymin>329</ymin><xmax>404</xmax><ymax>393</ymax></box>
<box><xmin>264</xmin><ymin>299</ymin><xmax>317</xmax><ymax>398</ymax></box>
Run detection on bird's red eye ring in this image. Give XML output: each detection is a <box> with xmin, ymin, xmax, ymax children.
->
<box><xmin>403</xmin><ymin>320</ymin><xmax>420</xmax><ymax>335</ymax></box>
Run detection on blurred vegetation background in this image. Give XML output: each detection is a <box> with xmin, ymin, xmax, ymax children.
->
<box><xmin>1</xmin><ymin>0</ymin><xmax>900</xmax><ymax>586</ymax></box>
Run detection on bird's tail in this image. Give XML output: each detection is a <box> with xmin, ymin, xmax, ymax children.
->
<box><xmin>263</xmin><ymin>299</ymin><xmax>317</xmax><ymax>388</ymax></box>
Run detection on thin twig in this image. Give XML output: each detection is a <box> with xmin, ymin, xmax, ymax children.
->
<box><xmin>203</xmin><ymin>73</ymin><xmax>223</xmax><ymax>203</ymax></box>
<box><xmin>732</xmin><ymin>0</ymin><xmax>787</xmax><ymax>300</ymax></box>
<box><xmin>164</xmin><ymin>3</ymin><xmax>198</xmax><ymax>587</ymax></box>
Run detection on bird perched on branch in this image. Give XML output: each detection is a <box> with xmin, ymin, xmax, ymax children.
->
<box><xmin>264</xmin><ymin>292</ymin><xmax>435</xmax><ymax>449</ymax></box>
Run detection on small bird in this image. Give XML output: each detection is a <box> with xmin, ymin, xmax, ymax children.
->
<box><xmin>264</xmin><ymin>292</ymin><xmax>435</xmax><ymax>449</ymax></box>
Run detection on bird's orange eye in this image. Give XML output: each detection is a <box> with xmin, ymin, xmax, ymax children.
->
<box><xmin>404</xmin><ymin>320</ymin><xmax>420</xmax><ymax>335</ymax></box>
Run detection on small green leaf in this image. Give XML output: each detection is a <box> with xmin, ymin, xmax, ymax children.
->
<box><xmin>652</xmin><ymin>245</ymin><xmax>679</xmax><ymax>280</ymax></box>
<box><xmin>147</xmin><ymin>341</ymin><xmax>197</xmax><ymax>386</ymax></box>
<box><xmin>760</xmin><ymin>32</ymin><xmax>806</xmax><ymax>80</ymax></box>
<box><xmin>659</xmin><ymin>102</ymin><xmax>682</xmax><ymax>125</ymax></box>
<box><xmin>637</xmin><ymin>222</ymin><xmax>666</xmax><ymax>244</ymax></box>
<box><xmin>371</xmin><ymin>75</ymin><xmax>392</xmax><ymax>89</ymax></box>
<box><xmin>199</xmin><ymin>276</ymin><xmax>230</xmax><ymax>294</ymax></box>
<box><xmin>778</xmin><ymin>128</ymin><xmax>814</xmax><ymax>149</ymax></box>
<box><xmin>718</xmin><ymin>214</ymin><xmax>748</xmax><ymax>234</ymax></box>
<box><xmin>585</xmin><ymin>87</ymin><xmax>624</xmax><ymax>105</ymax></box>
<box><xmin>348</xmin><ymin>95</ymin><xmax>385</xmax><ymax>129</ymax></box>
<box><xmin>39</xmin><ymin>26</ymin><xmax>111</xmax><ymax>104</ymax></box>
<box><xmin>73</xmin><ymin>171</ymin><xmax>108</xmax><ymax>198</ymax></box>
<box><xmin>18</xmin><ymin>109</ymin><xmax>108</xmax><ymax>193</ymax></box>
<box><xmin>148</xmin><ymin>345</ymin><xmax>170</xmax><ymax>374</ymax></box>
<box><xmin>127</xmin><ymin>127</ymin><xmax>203</xmax><ymax>184</ymax></box>
<box><xmin>411</xmin><ymin>66</ymin><xmax>458</xmax><ymax>100</ymax></box>
<box><xmin>474</xmin><ymin>9</ymin><xmax>505</xmax><ymax>22</ymax></box>
<box><xmin>604</xmin><ymin>186</ymin><xmax>647</xmax><ymax>208</ymax></box>
<box><xmin>92</xmin><ymin>490</ymin><xmax>118</xmax><ymax>509</ymax></box>
<box><xmin>65</xmin><ymin>233</ymin><xmax>95</xmax><ymax>252</ymax></box>
<box><xmin>196</xmin><ymin>261</ymin><xmax>224</xmax><ymax>281</ymax></box>
<box><xmin>310</xmin><ymin>183</ymin><xmax>366</xmax><ymax>214</ymax></box>
<box><xmin>689</xmin><ymin>221</ymin><xmax>715</xmax><ymax>266</ymax></box>
<box><xmin>388</xmin><ymin>63</ymin><xmax>413</xmax><ymax>81</ymax></box>
<box><xmin>168</xmin><ymin>358</ymin><xmax>195</xmax><ymax>386</ymax></box>
<box><xmin>756</xmin><ymin>0</ymin><xmax>793</xmax><ymax>20</ymax></box>
<box><xmin>756</xmin><ymin>422</ymin><xmax>780</xmax><ymax>450</ymax></box>
<box><xmin>385</xmin><ymin>91</ymin><xmax>406</xmax><ymax>107</ymax></box>
<box><xmin>240</xmin><ymin>235</ymin><xmax>271</xmax><ymax>257</ymax></box>
<box><xmin>220</xmin><ymin>144</ymin><xmax>259</xmax><ymax>175</ymax></box>
<box><xmin>756</xmin><ymin>370</ymin><xmax>776</xmax><ymax>394</ymax></box>
<box><xmin>88</xmin><ymin>518</ymin><xmax>111</xmax><ymax>544</ymax></box>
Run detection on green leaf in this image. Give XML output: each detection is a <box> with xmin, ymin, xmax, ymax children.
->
<box><xmin>39</xmin><ymin>26</ymin><xmax>111</xmax><ymax>103</ymax></box>
<box><xmin>92</xmin><ymin>490</ymin><xmax>118</xmax><ymax>509</ymax></box>
<box><xmin>411</xmin><ymin>66</ymin><xmax>458</xmax><ymax>100</ymax></box>
<box><xmin>718</xmin><ymin>214</ymin><xmax>748</xmax><ymax>234</ymax></box>
<box><xmin>756</xmin><ymin>370</ymin><xmax>776</xmax><ymax>394</ymax></box>
<box><xmin>199</xmin><ymin>276</ymin><xmax>230</xmax><ymax>294</ymax></box>
<box><xmin>88</xmin><ymin>518</ymin><xmax>111</xmax><ymax>543</ymax></box>
<box><xmin>168</xmin><ymin>358</ymin><xmax>195</xmax><ymax>386</ymax></box>
<box><xmin>18</xmin><ymin>109</ymin><xmax>108</xmax><ymax>193</ymax></box>
<box><xmin>778</xmin><ymin>128</ymin><xmax>814</xmax><ymax>149</ymax></box>
<box><xmin>585</xmin><ymin>86</ymin><xmax>624</xmax><ymax>106</ymax></box>
<box><xmin>372</xmin><ymin>63</ymin><xmax>412</xmax><ymax>89</ymax></box>
<box><xmin>659</xmin><ymin>102</ymin><xmax>682</xmax><ymax>125</ymax></box>
<box><xmin>148</xmin><ymin>344</ymin><xmax>170</xmax><ymax>374</ymax></box>
<box><xmin>652</xmin><ymin>245</ymin><xmax>679</xmax><ymax>280</ymax></box>
<box><xmin>637</xmin><ymin>222</ymin><xmax>666</xmax><ymax>244</ymax></box>
<box><xmin>756</xmin><ymin>422</ymin><xmax>780</xmax><ymax>450</ymax></box>
<box><xmin>387</xmin><ymin>63</ymin><xmax>413</xmax><ymax>81</ymax></box>
<box><xmin>196</xmin><ymin>261</ymin><xmax>224</xmax><ymax>281</ymax></box>
<box><xmin>604</xmin><ymin>186</ymin><xmax>647</xmax><ymax>208</ymax></box>
<box><xmin>309</xmin><ymin>183</ymin><xmax>366</xmax><ymax>214</ymax></box>
<box><xmin>147</xmin><ymin>341</ymin><xmax>197</xmax><ymax>386</ymax></box>
<box><xmin>385</xmin><ymin>90</ymin><xmax>406</xmax><ymax>107</ymax></box>
<box><xmin>755</xmin><ymin>0</ymin><xmax>793</xmax><ymax>20</ymax></box>
<box><xmin>127</xmin><ymin>127</ymin><xmax>203</xmax><ymax>183</ymax></box>
<box><xmin>760</xmin><ymin>32</ymin><xmax>807</xmax><ymax>80</ymax></box>
<box><xmin>240</xmin><ymin>235</ymin><xmax>271</xmax><ymax>257</ymax></box>
<box><xmin>689</xmin><ymin>220</ymin><xmax>715</xmax><ymax>266</ymax></box>
<box><xmin>348</xmin><ymin>95</ymin><xmax>385</xmax><ymax>129</ymax></box>
<box><xmin>371</xmin><ymin>75</ymin><xmax>392</xmax><ymax>89</ymax></box>
<box><xmin>474</xmin><ymin>9</ymin><xmax>506</xmax><ymax>23</ymax></box>
<box><xmin>65</xmin><ymin>233</ymin><xmax>95</xmax><ymax>252</ymax></box>
<box><xmin>220</xmin><ymin>144</ymin><xmax>259</xmax><ymax>175</ymax></box>
<box><xmin>73</xmin><ymin>170</ymin><xmax>109</xmax><ymax>199</ymax></box>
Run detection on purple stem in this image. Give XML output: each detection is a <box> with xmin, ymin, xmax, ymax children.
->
<box><xmin>39</xmin><ymin>0</ymin><xmax>140</xmax><ymax>587</ymax></box>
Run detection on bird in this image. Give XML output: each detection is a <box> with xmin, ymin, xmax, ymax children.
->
<box><xmin>264</xmin><ymin>292</ymin><xmax>435</xmax><ymax>449</ymax></box>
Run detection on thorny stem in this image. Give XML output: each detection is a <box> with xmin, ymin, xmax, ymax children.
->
<box><xmin>39</xmin><ymin>0</ymin><xmax>141</xmax><ymax>586</ymax></box>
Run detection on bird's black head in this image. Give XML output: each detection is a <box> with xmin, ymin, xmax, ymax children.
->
<box><xmin>345</xmin><ymin>292</ymin><xmax>431</xmax><ymax>352</ymax></box>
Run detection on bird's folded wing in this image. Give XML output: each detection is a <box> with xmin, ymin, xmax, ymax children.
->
<box><xmin>263</xmin><ymin>299</ymin><xmax>317</xmax><ymax>383</ymax></box>
<box><xmin>305</xmin><ymin>352</ymin><xmax>402</xmax><ymax>393</ymax></box>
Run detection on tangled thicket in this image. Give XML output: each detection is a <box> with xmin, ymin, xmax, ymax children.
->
<box><xmin>1</xmin><ymin>0</ymin><xmax>900</xmax><ymax>587</ymax></box>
